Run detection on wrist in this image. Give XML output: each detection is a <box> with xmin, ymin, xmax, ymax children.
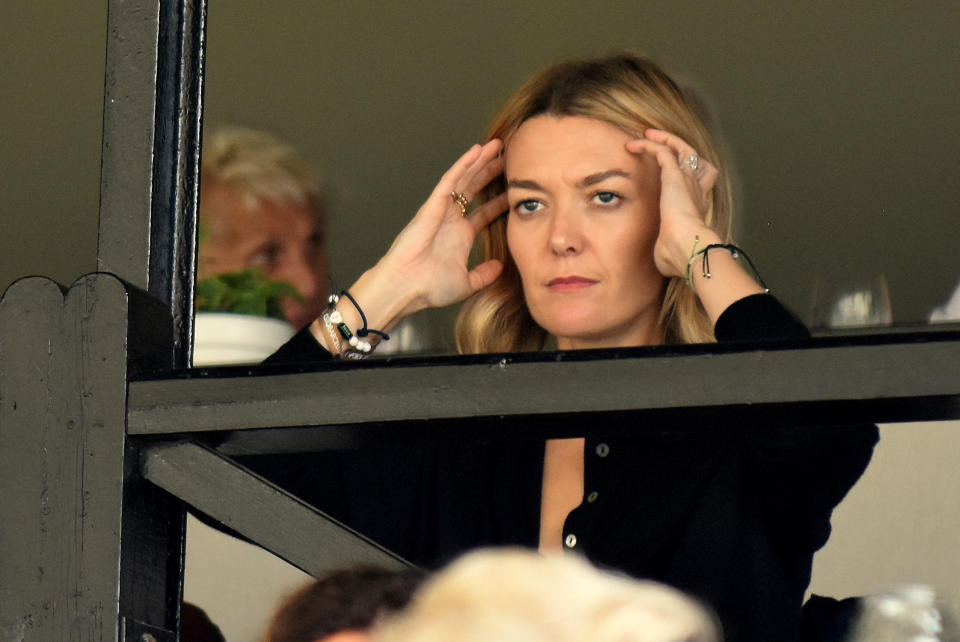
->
<box><xmin>308</xmin><ymin>265</ymin><xmax>419</xmax><ymax>357</ymax></box>
<box><xmin>663</xmin><ymin>226</ymin><xmax>722</xmax><ymax>279</ymax></box>
<box><xmin>349</xmin><ymin>262</ymin><xmax>424</xmax><ymax>332</ymax></box>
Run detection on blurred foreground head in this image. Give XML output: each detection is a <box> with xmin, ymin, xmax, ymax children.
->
<box><xmin>264</xmin><ymin>565</ymin><xmax>427</xmax><ymax>642</ymax></box>
<box><xmin>371</xmin><ymin>548</ymin><xmax>720</xmax><ymax>642</ymax></box>
<box><xmin>200</xmin><ymin>127</ymin><xmax>328</xmax><ymax>329</ymax></box>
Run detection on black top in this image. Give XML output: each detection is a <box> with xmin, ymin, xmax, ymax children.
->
<box><xmin>248</xmin><ymin>294</ymin><xmax>878</xmax><ymax>642</ymax></box>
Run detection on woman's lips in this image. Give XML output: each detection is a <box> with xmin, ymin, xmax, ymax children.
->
<box><xmin>547</xmin><ymin>276</ymin><xmax>597</xmax><ymax>291</ymax></box>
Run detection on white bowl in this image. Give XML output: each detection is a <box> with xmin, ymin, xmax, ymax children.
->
<box><xmin>193</xmin><ymin>312</ymin><xmax>295</xmax><ymax>366</ymax></box>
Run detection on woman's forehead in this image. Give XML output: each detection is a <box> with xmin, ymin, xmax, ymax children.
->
<box><xmin>504</xmin><ymin>115</ymin><xmax>650</xmax><ymax>181</ymax></box>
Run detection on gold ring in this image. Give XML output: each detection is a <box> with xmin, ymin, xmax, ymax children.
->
<box><xmin>451</xmin><ymin>191</ymin><xmax>469</xmax><ymax>216</ymax></box>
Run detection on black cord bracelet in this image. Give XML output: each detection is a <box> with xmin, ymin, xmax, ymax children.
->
<box><xmin>688</xmin><ymin>244</ymin><xmax>769</xmax><ymax>292</ymax></box>
<box><xmin>340</xmin><ymin>290</ymin><xmax>390</xmax><ymax>340</ymax></box>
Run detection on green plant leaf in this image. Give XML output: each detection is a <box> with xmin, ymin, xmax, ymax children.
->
<box><xmin>195</xmin><ymin>269</ymin><xmax>304</xmax><ymax>320</ymax></box>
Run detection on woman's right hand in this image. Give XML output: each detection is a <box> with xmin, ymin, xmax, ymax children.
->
<box><xmin>311</xmin><ymin>140</ymin><xmax>509</xmax><ymax>352</ymax></box>
<box><xmin>375</xmin><ymin>139</ymin><xmax>509</xmax><ymax>314</ymax></box>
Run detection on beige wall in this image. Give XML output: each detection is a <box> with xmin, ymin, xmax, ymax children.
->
<box><xmin>810</xmin><ymin>421</ymin><xmax>960</xmax><ymax>601</ymax></box>
<box><xmin>184</xmin><ymin>515</ymin><xmax>311</xmax><ymax>642</ymax></box>
<box><xmin>0</xmin><ymin>3</ymin><xmax>103</xmax><ymax>290</ymax></box>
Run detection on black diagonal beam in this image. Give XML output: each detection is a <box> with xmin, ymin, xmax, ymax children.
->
<box><xmin>141</xmin><ymin>442</ymin><xmax>412</xmax><ymax>574</ymax></box>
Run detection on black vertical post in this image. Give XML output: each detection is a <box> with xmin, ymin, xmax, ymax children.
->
<box><xmin>98</xmin><ymin>0</ymin><xmax>206</xmax><ymax>369</ymax></box>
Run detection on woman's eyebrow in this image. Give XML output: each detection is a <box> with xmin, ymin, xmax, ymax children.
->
<box><xmin>578</xmin><ymin>169</ymin><xmax>631</xmax><ymax>187</ymax></box>
<box><xmin>507</xmin><ymin>170</ymin><xmax>631</xmax><ymax>191</ymax></box>
<box><xmin>506</xmin><ymin>178</ymin><xmax>544</xmax><ymax>191</ymax></box>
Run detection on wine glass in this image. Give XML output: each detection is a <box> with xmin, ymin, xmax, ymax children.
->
<box><xmin>810</xmin><ymin>275</ymin><xmax>893</xmax><ymax>331</ymax></box>
<box><xmin>850</xmin><ymin>584</ymin><xmax>960</xmax><ymax>642</ymax></box>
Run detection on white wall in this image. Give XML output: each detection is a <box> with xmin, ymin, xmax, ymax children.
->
<box><xmin>185</xmin><ymin>515</ymin><xmax>312</xmax><ymax>642</ymax></box>
<box><xmin>810</xmin><ymin>420</ymin><xmax>960</xmax><ymax>607</ymax></box>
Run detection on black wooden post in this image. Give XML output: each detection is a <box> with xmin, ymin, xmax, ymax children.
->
<box><xmin>0</xmin><ymin>275</ymin><xmax>181</xmax><ymax>642</ymax></box>
<box><xmin>1</xmin><ymin>0</ymin><xmax>206</xmax><ymax>636</ymax></box>
<box><xmin>98</xmin><ymin>0</ymin><xmax>206</xmax><ymax>370</ymax></box>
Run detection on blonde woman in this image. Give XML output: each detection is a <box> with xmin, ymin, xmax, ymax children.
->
<box><xmin>256</xmin><ymin>53</ymin><xmax>877</xmax><ymax>641</ymax></box>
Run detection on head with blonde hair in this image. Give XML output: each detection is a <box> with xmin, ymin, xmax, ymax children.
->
<box><xmin>201</xmin><ymin>126</ymin><xmax>324</xmax><ymax>210</ymax></box>
<box><xmin>456</xmin><ymin>54</ymin><xmax>733</xmax><ymax>353</ymax></box>
<box><xmin>199</xmin><ymin>127</ymin><xmax>328</xmax><ymax>328</ymax></box>
<box><xmin>371</xmin><ymin>548</ymin><xmax>720</xmax><ymax>642</ymax></box>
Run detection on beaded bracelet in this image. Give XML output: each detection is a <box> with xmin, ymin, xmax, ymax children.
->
<box><xmin>686</xmin><ymin>243</ymin><xmax>769</xmax><ymax>292</ymax></box>
<box><xmin>320</xmin><ymin>291</ymin><xmax>390</xmax><ymax>360</ymax></box>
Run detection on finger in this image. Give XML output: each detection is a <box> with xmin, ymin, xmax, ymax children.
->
<box><xmin>626</xmin><ymin>138</ymin><xmax>686</xmax><ymax>175</ymax></box>
<box><xmin>467</xmin><ymin>192</ymin><xmax>509</xmax><ymax>232</ymax></box>
<box><xmin>644</xmin><ymin>128</ymin><xmax>699</xmax><ymax>158</ymax></box>
<box><xmin>628</xmin><ymin>138</ymin><xmax>716</xmax><ymax>202</ymax></box>
<box><xmin>430</xmin><ymin>144</ymin><xmax>484</xmax><ymax>202</ymax></box>
<box><xmin>456</xmin><ymin>139</ymin><xmax>504</xmax><ymax>198</ymax></box>
<box><xmin>460</xmin><ymin>153</ymin><xmax>504</xmax><ymax>202</ymax></box>
<box><xmin>698</xmin><ymin>163</ymin><xmax>719</xmax><ymax>194</ymax></box>
<box><xmin>644</xmin><ymin>129</ymin><xmax>711</xmax><ymax>172</ymax></box>
<box><xmin>467</xmin><ymin>259</ymin><xmax>504</xmax><ymax>293</ymax></box>
<box><xmin>630</xmin><ymin>138</ymin><xmax>715</xmax><ymax>184</ymax></box>
<box><xmin>418</xmin><ymin>143</ymin><xmax>489</xmax><ymax>226</ymax></box>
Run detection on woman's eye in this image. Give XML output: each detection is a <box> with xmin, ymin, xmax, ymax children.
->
<box><xmin>593</xmin><ymin>191</ymin><xmax>621</xmax><ymax>205</ymax></box>
<box><xmin>514</xmin><ymin>199</ymin><xmax>543</xmax><ymax>215</ymax></box>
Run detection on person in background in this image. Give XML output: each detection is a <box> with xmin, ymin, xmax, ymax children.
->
<box><xmin>181</xmin><ymin>603</ymin><xmax>227</xmax><ymax>642</ymax></box>
<box><xmin>199</xmin><ymin>127</ymin><xmax>328</xmax><ymax>330</ymax></box>
<box><xmin>264</xmin><ymin>566</ymin><xmax>427</xmax><ymax>642</ymax></box>
<box><xmin>370</xmin><ymin>548</ymin><xmax>720</xmax><ymax>642</ymax></box>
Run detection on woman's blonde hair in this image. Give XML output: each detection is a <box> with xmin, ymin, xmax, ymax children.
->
<box><xmin>455</xmin><ymin>54</ymin><xmax>734</xmax><ymax>353</ymax></box>
<box><xmin>371</xmin><ymin>548</ymin><xmax>720</xmax><ymax>642</ymax></box>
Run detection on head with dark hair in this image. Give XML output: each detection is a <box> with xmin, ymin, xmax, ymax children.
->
<box><xmin>181</xmin><ymin>602</ymin><xmax>226</xmax><ymax>642</ymax></box>
<box><xmin>264</xmin><ymin>566</ymin><xmax>428</xmax><ymax>642</ymax></box>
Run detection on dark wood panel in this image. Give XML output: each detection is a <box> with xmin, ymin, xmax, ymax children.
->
<box><xmin>0</xmin><ymin>275</ymin><xmax>181</xmax><ymax>642</ymax></box>
<box><xmin>127</xmin><ymin>335</ymin><xmax>960</xmax><ymax>437</ymax></box>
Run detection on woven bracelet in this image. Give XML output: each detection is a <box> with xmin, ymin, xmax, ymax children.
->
<box><xmin>686</xmin><ymin>243</ymin><xmax>769</xmax><ymax>292</ymax></box>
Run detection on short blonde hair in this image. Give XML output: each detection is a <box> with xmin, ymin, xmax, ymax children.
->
<box><xmin>371</xmin><ymin>549</ymin><xmax>720</xmax><ymax>642</ymax></box>
<box><xmin>201</xmin><ymin>126</ymin><xmax>323</xmax><ymax>210</ymax></box>
<box><xmin>456</xmin><ymin>54</ymin><xmax>733</xmax><ymax>353</ymax></box>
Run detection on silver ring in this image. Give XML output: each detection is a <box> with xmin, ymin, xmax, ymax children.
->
<box><xmin>683</xmin><ymin>154</ymin><xmax>700</xmax><ymax>171</ymax></box>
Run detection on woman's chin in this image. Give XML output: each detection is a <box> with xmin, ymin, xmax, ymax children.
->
<box><xmin>538</xmin><ymin>319</ymin><xmax>610</xmax><ymax>349</ymax></box>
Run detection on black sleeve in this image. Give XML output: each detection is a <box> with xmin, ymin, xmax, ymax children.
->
<box><xmin>717</xmin><ymin>298</ymin><xmax>878</xmax><ymax>559</ymax></box>
<box><xmin>714</xmin><ymin>293</ymin><xmax>809</xmax><ymax>342</ymax></box>
<box><xmin>746</xmin><ymin>422</ymin><xmax>878</xmax><ymax>552</ymax></box>
<box><xmin>262</xmin><ymin>325</ymin><xmax>333</xmax><ymax>365</ymax></box>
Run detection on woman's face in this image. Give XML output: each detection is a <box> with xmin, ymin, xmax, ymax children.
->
<box><xmin>505</xmin><ymin>115</ymin><xmax>666</xmax><ymax>349</ymax></box>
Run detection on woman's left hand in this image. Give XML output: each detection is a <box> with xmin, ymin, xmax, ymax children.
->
<box><xmin>626</xmin><ymin>129</ymin><xmax>721</xmax><ymax>279</ymax></box>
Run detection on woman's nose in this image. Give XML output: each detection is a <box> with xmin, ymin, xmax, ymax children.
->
<box><xmin>548</xmin><ymin>205</ymin><xmax>583</xmax><ymax>256</ymax></box>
